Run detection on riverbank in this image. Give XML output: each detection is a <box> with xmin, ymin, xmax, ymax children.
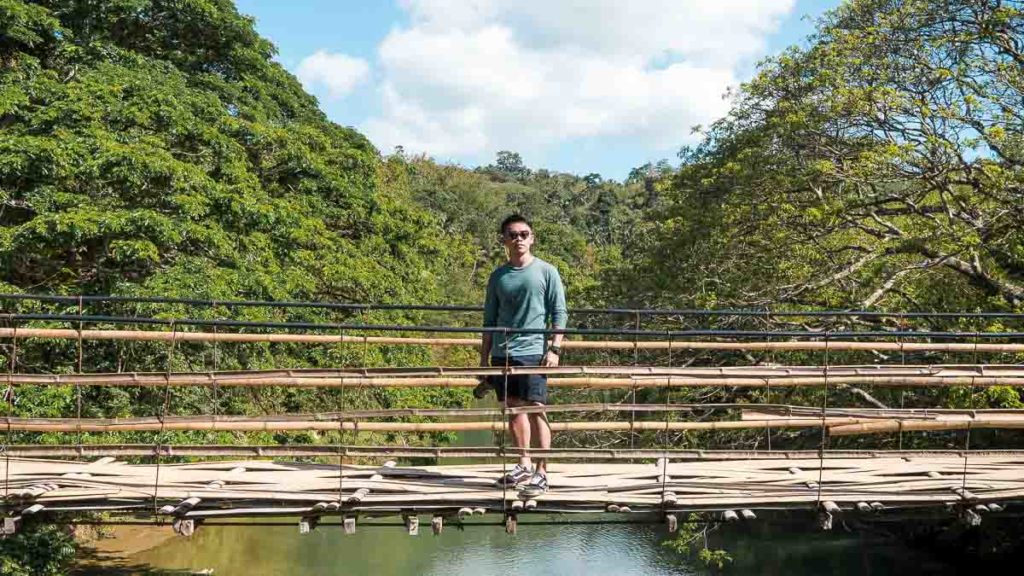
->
<box><xmin>73</xmin><ymin>525</ymin><xmax>178</xmax><ymax>575</ymax></box>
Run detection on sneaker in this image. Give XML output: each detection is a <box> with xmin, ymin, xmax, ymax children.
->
<box><xmin>472</xmin><ymin>377</ymin><xmax>493</xmax><ymax>399</ymax></box>
<box><xmin>519</xmin><ymin>472</ymin><xmax>548</xmax><ymax>497</ymax></box>
<box><xmin>496</xmin><ymin>464</ymin><xmax>532</xmax><ymax>487</ymax></box>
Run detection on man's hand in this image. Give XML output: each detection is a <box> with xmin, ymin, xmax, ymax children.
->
<box><xmin>543</xmin><ymin>351</ymin><xmax>560</xmax><ymax>367</ymax></box>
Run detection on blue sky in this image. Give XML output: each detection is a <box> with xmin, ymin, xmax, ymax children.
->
<box><xmin>236</xmin><ymin>0</ymin><xmax>842</xmax><ymax>181</ymax></box>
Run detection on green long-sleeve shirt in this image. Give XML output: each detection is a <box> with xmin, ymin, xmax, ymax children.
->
<box><xmin>483</xmin><ymin>257</ymin><xmax>568</xmax><ymax>357</ymax></box>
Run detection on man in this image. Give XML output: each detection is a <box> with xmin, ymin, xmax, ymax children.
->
<box><xmin>474</xmin><ymin>214</ymin><xmax>567</xmax><ymax>497</ymax></box>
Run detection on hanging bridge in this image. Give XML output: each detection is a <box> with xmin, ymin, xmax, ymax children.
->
<box><xmin>2</xmin><ymin>294</ymin><xmax>1024</xmax><ymax>537</ymax></box>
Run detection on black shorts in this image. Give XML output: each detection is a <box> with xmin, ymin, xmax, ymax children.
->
<box><xmin>489</xmin><ymin>354</ymin><xmax>547</xmax><ymax>403</ymax></box>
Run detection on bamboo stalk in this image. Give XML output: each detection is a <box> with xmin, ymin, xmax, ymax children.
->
<box><xmin>4</xmin><ymin>445</ymin><xmax>1017</xmax><ymax>459</ymax></box>
<box><xmin>0</xmin><ymin>417</ymin><xmax>865</xmax><ymax>433</ymax></box>
<box><xmin>9</xmin><ymin>413</ymin><xmax>1023</xmax><ymax>434</ymax></box>
<box><xmin>744</xmin><ymin>406</ymin><xmax>1024</xmax><ymax>420</ymax></box>
<box><xmin>830</xmin><ymin>417</ymin><xmax>1024</xmax><ymax>436</ymax></box>
<box><xmin>6</xmin><ymin>364</ymin><xmax>1024</xmax><ymax>386</ymax></box>
<box><xmin>3</xmin><ymin>327</ymin><xmax>1024</xmax><ymax>352</ymax></box>
<box><xmin>6</xmin><ymin>373</ymin><xmax>1024</xmax><ymax>388</ymax></box>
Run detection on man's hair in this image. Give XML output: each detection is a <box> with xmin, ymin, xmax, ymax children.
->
<box><xmin>500</xmin><ymin>214</ymin><xmax>532</xmax><ymax>235</ymax></box>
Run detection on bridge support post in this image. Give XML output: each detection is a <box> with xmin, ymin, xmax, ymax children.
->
<box><xmin>404</xmin><ymin>514</ymin><xmax>419</xmax><ymax>536</ymax></box>
<box><xmin>816</xmin><ymin>511</ymin><xmax>833</xmax><ymax>530</ymax></box>
<box><xmin>431</xmin><ymin>515</ymin><xmax>443</xmax><ymax>536</ymax></box>
<box><xmin>343</xmin><ymin>515</ymin><xmax>356</xmax><ymax>534</ymax></box>
<box><xmin>958</xmin><ymin>507</ymin><xmax>982</xmax><ymax>527</ymax></box>
<box><xmin>505</xmin><ymin>513</ymin><xmax>517</xmax><ymax>535</ymax></box>
<box><xmin>817</xmin><ymin>501</ymin><xmax>841</xmax><ymax>531</ymax></box>
<box><xmin>299</xmin><ymin>516</ymin><xmax>319</xmax><ymax>534</ymax></box>
<box><xmin>665</xmin><ymin>513</ymin><xmax>678</xmax><ymax>533</ymax></box>
<box><xmin>1</xmin><ymin>516</ymin><xmax>21</xmax><ymax>537</ymax></box>
<box><xmin>172</xmin><ymin>518</ymin><xmax>199</xmax><ymax>537</ymax></box>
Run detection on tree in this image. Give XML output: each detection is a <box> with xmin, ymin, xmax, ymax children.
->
<box><xmin>0</xmin><ymin>0</ymin><xmax>478</xmax><ymax>458</ymax></box>
<box><xmin>491</xmin><ymin>150</ymin><xmax>530</xmax><ymax>181</ymax></box>
<box><xmin>632</xmin><ymin>0</ymin><xmax>1024</xmax><ymax>314</ymax></box>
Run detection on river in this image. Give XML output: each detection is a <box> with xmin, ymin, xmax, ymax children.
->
<box><xmin>91</xmin><ymin>400</ymin><xmax>962</xmax><ymax>575</ymax></box>
<box><xmin>124</xmin><ymin>520</ymin><xmax>958</xmax><ymax>575</ymax></box>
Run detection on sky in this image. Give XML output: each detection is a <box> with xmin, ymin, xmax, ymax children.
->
<box><xmin>235</xmin><ymin>0</ymin><xmax>842</xmax><ymax>181</ymax></box>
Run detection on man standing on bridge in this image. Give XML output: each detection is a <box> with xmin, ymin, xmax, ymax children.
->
<box><xmin>474</xmin><ymin>214</ymin><xmax>567</xmax><ymax>497</ymax></box>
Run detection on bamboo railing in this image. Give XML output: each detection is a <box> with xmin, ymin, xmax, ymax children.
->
<box><xmin>3</xmin><ymin>301</ymin><xmax>1024</xmax><ymax>529</ymax></box>
<box><xmin>3</xmin><ymin>326</ymin><xmax>1024</xmax><ymax>352</ymax></box>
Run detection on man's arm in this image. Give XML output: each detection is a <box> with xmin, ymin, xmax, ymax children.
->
<box><xmin>544</xmin><ymin>265</ymin><xmax>568</xmax><ymax>366</ymax></box>
<box><xmin>480</xmin><ymin>333</ymin><xmax>493</xmax><ymax>366</ymax></box>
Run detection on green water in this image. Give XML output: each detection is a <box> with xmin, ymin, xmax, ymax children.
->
<box><xmin>125</xmin><ymin>522</ymin><xmax>958</xmax><ymax>576</ymax></box>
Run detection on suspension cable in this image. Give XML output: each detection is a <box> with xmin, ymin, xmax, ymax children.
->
<box><xmin>961</xmin><ymin>331</ymin><xmax>981</xmax><ymax>499</ymax></box>
<box><xmin>500</xmin><ymin>328</ymin><xmax>510</xmax><ymax>514</ymax></box>
<box><xmin>3</xmin><ymin>320</ymin><xmax>17</xmax><ymax>501</ymax></box>
<box><xmin>815</xmin><ymin>332</ymin><xmax>830</xmax><ymax>507</ymax></box>
<box><xmin>76</xmin><ymin>296</ymin><xmax>84</xmax><ymax>450</ymax></box>
<box><xmin>659</xmin><ymin>329</ymin><xmax>672</xmax><ymax>514</ymax></box>
<box><xmin>337</xmin><ymin>325</ymin><xmax>347</xmax><ymax>511</ymax></box>
<box><xmin>151</xmin><ymin>321</ymin><xmax>177</xmax><ymax>519</ymax></box>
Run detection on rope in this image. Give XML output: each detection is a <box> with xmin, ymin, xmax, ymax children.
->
<box><xmin>337</xmin><ymin>326</ymin><xmax>346</xmax><ymax>510</ymax></box>
<box><xmin>500</xmin><ymin>328</ymin><xmax>509</xmax><ymax>513</ymax></box>
<box><xmin>764</xmin><ymin>309</ymin><xmax>772</xmax><ymax>451</ymax></box>
<box><xmin>659</xmin><ymin>330</ymin><xmax>672</xmax><ymax>513</ymax></box>
<box><xmin>961</xmin><ymin>332</ymin><xmax>981</xmax><ymax>500</ymax></box>
<box><xmin>630</xmin><ymin>311</ymin><xmax>639</xmax><ymax>453</ymax></box>
<box><xmin>360</xmin><ymin>309</ymin><xmax>369</xmax><ymax>367</ymax></box>
<box><xmin>3</xmin><ymin>321</ymin><xmax>17</xmax><ymax>501</ymax></box>
<box><xmin>898</xmin><ymin>332</ymin><xmax>905</xmax><ymax>450</ymax></box>
<box><xmin>815</xmin><ymin>332</ymin><xmax>830</xmax><ymax>508</ymax></box>
<box><xmin>76</xmin><ymin>296</ymin><xmax>84</xmax><ymax>449</ymax></box>
<box><xmin>151</xmin><ymin>321</ymin><xmax>177</xmax><ymax>519</ymax></box>
<box><xmin>212</xmin><ymin>322</ymin><xmax>219</xmax><ymax>417</ymax></box>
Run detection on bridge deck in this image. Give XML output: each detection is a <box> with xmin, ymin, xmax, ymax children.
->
<box><xmin>4</xmin><ymin>455</ymin><xmax>1023</xmax><ymax>523</ymax></box>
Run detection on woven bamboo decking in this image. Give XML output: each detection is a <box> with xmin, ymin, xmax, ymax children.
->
<box><xmin>4</xmin><ymin>455</ymin><xmax>1023</xmax><ymax>523</ymax></box>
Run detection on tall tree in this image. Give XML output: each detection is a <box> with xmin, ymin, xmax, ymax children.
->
<box><xmin>634</xmin><ymin>0</ymin><xmax>1024</xmax><ymax>313</ymax></box>
<box><xmin>0</xmin><ymin>0</ymin><xmax>468</xmax><ymax>308</ymax></box>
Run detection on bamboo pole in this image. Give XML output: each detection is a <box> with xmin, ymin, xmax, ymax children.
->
<box><xmin>743</xmin><ymin>406</ymin><xmax>1024</xmax><ymax>420</ymax></box>
<box><xmin>5</xmin><ymin>364</ymin><xmax>1024</xmax><ymax>386</ymax></box>
<box><xmin>6</xmin><ymin>373</ymin><xmax>1024</xmax><ymax>389</ymax></box>
<box><xmin>830</xmin><ymin>418</ymin><xmax>1024</xmax><ymax>436</ymax></box>
<box><xmin>6</xmin><ymin>412</ymin><xmax>1021</xmax><ymax>434</ymax></box>
<box><xmin>4</xmin><ymin>445</ymin><xmax>1018</xmax><ymax>459</ymax></box>
<box><xmin>3</xmin><ymin>327</ymin><xmax>1024</xmax><ymax>352</ymax></box>
<box><xmin>0</xmin><ymin>417</ymin><xmax>866</xmax><ymax>433</ymax></box>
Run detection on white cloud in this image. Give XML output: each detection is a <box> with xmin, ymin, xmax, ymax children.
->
<box><xmin>364</xmin><ymin>0</ymin><xmax>795</xmax><ymax>161</ymax></box>
<box><xmin>296</xmin><ymin>50</ymin><xmax>370</xmax><ymax>100</ymax></box>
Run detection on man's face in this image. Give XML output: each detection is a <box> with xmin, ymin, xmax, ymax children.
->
<box><xmin>502</xmin><ymin>222</ymin><xmax>534</xmax><ymax>257</ymax></box>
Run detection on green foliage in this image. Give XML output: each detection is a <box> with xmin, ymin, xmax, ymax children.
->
<box><xmin>662</xmin><ymin>514</ymin><xmax>733</xmax><ymax>571</ymax></box>
<box><xmin>628</xmin><ymin>0</ymin><xmax>1024</xmax><ymax>315</ymax></box>
<box><xmin>595</xmin><ymin>0</ymin><xmax>1024</xmax><ymax>450</ymax></box>
<box><xmin>0</xmin><ymin>0</ymin><xmax>477</xmax><ymax>444</ymax></box>
<box><xmin>389</xmin><ymin>151</ymin><xmax>660</xmax><ymax>309</ymax></box>
<box><xmin>0</xmin><ymin>522</ymin><xmax>77</xmax><ymax>576</ymax></box>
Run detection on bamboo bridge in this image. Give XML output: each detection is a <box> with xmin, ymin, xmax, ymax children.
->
<box><xmin>2</xmin><ymin>294</ymin><xmax>1024</xmax><ymax>537</ymax></box>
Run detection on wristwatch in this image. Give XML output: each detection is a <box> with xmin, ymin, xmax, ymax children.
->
<box><xmin>548</xmin><ymin>345</ymin><xmax>562</xmax><ymax>356</ymax></box>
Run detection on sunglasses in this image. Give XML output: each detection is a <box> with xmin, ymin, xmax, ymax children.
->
<box><xmin>503</xmin><ymin>231</ymin><xmax>531</xmax><ymax>240</ymax></box>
